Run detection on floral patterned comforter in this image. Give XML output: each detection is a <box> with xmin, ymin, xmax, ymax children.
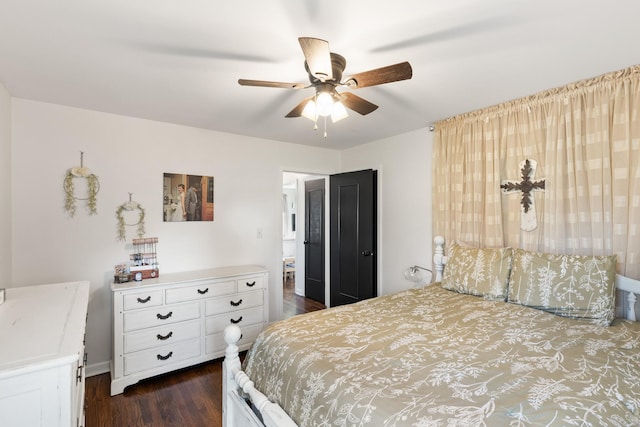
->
<box><xmin>243</xmin><ymin>285</ymin><xmax>640</xmax><ymax>426</ymax></box>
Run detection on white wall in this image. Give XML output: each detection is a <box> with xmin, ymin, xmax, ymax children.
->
<box><xmin>10</xmin><ymin>99</ymin><xmax>341</xmax><ymax>374</ymax></box>
<box><xmin>341</xmin><ymin>128</ymin><xmax>434</xmax><ymax>296</ymax></box>
<box><xmin>0</xmin><ymin>82</ymin><xmax>10</xmax><ymax>281</ymax></box>
<box><xmin>9</xmin><ymin>97</ymin><xmax>435</xmax><ymax>375</ymax></box>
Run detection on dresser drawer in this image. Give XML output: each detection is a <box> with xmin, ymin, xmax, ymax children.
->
<box><xmin>206</xmin><ymin>323</ymin><xmax>264</xmax><ymax>355</ymax></box>
<box><xmin>165</xmin><ymin>279</ymin><xmax>235</xmax><ymax>303</ymax></box>
<box><xmin>236</xmin><ymin>276</ymin><xmax>264</xmax><ymax>292</ymax></box>
<box><xmin>123</xmin><ymin>302</ymin><xmax>200</xmax><ymax>332</ymax></box>
<box><xmin>205</xmin><ymin>290</ymin><xmax>263</xmax><ymax>316</ymax></box>
<box><xmin>124</xmin><ymin>319</ymin><xmax>200</xmax><ymax>353</ymax></box>
<box><xmin>124</xmin><ymin>338</ymin><xmax>201</xmax><ymax>375</ymax></box>
<box><xmin>123</xmin><ymin>289</ymin><xmax>164</xmax><ymax>311</ymax></box>
<box><xmin>205</xmin><ymin>307</ymin><xmax>264</xmax><ymax>335</ymax></box>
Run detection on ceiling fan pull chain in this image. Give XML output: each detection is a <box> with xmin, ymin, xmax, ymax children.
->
<box><xmin>312</xmin><ymin>92</ymin><xmax>319</xmax><ymax>132</ymax></box>
<box><xmin>324</xmin><ymin>116</ymin><xmax>328</xmax><ymax>138</ymax></box>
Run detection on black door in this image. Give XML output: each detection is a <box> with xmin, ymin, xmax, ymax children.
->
<box><xmin>304</xmin><ymin>179</ymin><xmax>325</xmax><ymax>304</ymax></box>
<box><xmin>330</xmin><ymin>169</ymin><xmax>377</xmax><ymax>307</ymax></box>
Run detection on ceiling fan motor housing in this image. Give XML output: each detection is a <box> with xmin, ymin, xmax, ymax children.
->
<box><xmin>305</xmin><ymin>53</ymin><xmax>346</xmax><ymax>84</ymax></box>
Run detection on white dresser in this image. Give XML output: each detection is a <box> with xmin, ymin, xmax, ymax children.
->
<box><xmin>110</xmin><ymin>265</ymin><xmax>268</xmax><ymax>395</ymax></box>
<box><xmin>0</xmin><ymin>281</ymin><xmax>90</xmax><ymax>427</ymax></box>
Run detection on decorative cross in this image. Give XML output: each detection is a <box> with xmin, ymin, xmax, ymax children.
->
<box><xmin>500</xmin><ymin>159</ymin><xmax>546</xmax><ymax>231</ymax></box>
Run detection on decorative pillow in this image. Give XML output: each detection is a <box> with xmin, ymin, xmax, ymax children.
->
<box><xmin>441</xmin><ymin>242</ymin><xmax>513</xmax><ymax>301</ymax></box>
<box><xmin>508</xmin><ymin>248</ymin><xmax>617</xmax><ymax>325</ymax></box>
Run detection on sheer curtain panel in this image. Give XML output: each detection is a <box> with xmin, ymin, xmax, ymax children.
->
<box><xmin>433</xmin><ymin>65</ymin><xmax>640</xmax><ymax>282</ymax></box>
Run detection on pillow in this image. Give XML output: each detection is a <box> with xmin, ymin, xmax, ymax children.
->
<box><xmin>508</xmin><ymin>248</ymin><xmax>617</xmax><ymax>325</ymax></box>
<box><xmin>441</xmin><ymin>242</ymin><xmax>513</xmax><ymax>301</ymax></box>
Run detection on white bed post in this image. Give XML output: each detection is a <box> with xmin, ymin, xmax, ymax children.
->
<box><xmin>627</xmin><ymin>292</ymin><xmax>637</xmax><ymax>321</ymax></box>
<box><xmin>222</xmin><ymin>325</ymin><xmax>243</xmax><ymax>427</ymax></box>
<box><xmin>433</xmin><ymin>236</ymin><xmax>447</xmax><ymax>282</ymax></box>
<box><xmin>223</xmin><ymin>325</ymin><xmax>299</xmax><ymax>427</ymax></box>
<box><xmin>616</xmin><ymin>274</ymin><xmax>639</xmax><ymax>321</ymax></box>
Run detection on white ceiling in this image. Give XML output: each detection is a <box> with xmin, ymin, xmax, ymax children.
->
<box><xmin>1</xmin><ymin>0</ymin><xmax>639</xmax><ymax>150</ymax></box>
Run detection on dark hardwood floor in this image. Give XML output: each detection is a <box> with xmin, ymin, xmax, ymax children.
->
<box><xmin>86</xmin><ymin>359</ymin><xmax>225</xmax><ymax>427</ymax></box>
<box><xmin>86</xmin><ymin>276</ymin><xmax>324</xmax><ymax>427</ymax></box>
<box><xmin>282</xmin><ymin>275</ymin><xmax>326</xmax><ymax>318</ymax></box>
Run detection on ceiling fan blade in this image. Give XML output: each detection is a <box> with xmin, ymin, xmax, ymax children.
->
<box><xmin>298</xmin><ymin>37</ymin><xmax>333</xmax><ymax>81</ymax></box>
<box><xmin>238</xmin><ymin>79</ymin><xmax>306</xmax><ymax>89</ymax></box>
<box><xmin>343</xmin><ymin>62</ymin><xmax>412</xmax><ymax>89</ymax></box>
<box><xmin>126</xmin><ymin>41</ymin><xmax>277</xmax><ymax>63</ymax></box>
<box><xmin>285</xmin><ymin>96</ymin><xmax>314</xmax><ymax>118</ymax></box>
<box><xmin>340</xmin><ymin>92</ymin><xmax>379</xmax><ymax>115</ymax></box>
<box><xmin>372</xmin><ymin>17</ymin><xmax>514</xmax><ymax>53</ymax></box>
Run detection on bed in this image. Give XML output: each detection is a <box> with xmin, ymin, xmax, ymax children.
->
<box><xmin>223</xmin><ymin>237</ymin><xmax>640</xmax><ymax>426</ymax></box>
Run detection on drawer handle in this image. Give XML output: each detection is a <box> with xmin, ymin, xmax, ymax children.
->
<box><xmin>156</xmin><ymin>311</ymin><xmax>173</xmax><ymax>320</ymax></box>
<box><xmin>157</xmin><ymin>351</ymin><xmax>173</xmax><ymax>361</ymax></box>
<box><xmin>197</xmin><ymin>288</ymin><xmax>209</xmax><ymax>295</ymax></box>
<box><xmin>246</xmin><ymin>281</ymin><xmax>256</xmax><ymax>287</ymax></box>
<box><xmin>230</xmin><ymin>316</ymin><xmax>243</xmax><ymax>324</ymax></box>
<box><xmin>157</xmin><ymin>331</ymin><xmax>173</xmax><ymax>341</ymax></box>
<box><xmin>230</xmin><ymin>299</ymin><xmax>242</xmax><ymax>307</ymax></box>
<box><xmin>137</xmin><ymin>296</ymin><xmax>152</xmax><ymax>303</ymax></box>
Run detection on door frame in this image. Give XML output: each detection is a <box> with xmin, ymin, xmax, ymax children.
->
<box><xmin>278</xmin><ymin>169</ymin><xmax>331</xmax><ymax>320</ymax></box>
<box><xmin>277</xmin><ymin>166</ymin><xmax>383</xmax><ymax>319</ymax></box>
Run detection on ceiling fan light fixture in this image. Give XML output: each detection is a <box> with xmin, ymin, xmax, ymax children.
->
<box><xmin>316</xmin><ymin>91</ymin><xmax>334</xmax><ymax>117</ymax></box>
<box><xmin>331</xmin><ymin>101</ymin><xmax>348</xmax><ymax>123</ymax></box>
<box><xmin>301</xmin><ymin>100</ymin><xmax>317</xmax><ymax>121</ymax></box>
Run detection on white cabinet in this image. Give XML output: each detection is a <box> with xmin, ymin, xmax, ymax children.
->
<box><xmin>110</xmin><ymin>265</ymin><xmax>268</xmax><ymax>395</ymax></box>
<box><xmin>0</xmin><ymin>281</ymin><xmax>90</xmax><ymax>427</ymax></box>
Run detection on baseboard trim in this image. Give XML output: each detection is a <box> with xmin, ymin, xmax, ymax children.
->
<box><xmin>87</xmin><ymin>360</ymin><xmax>111</xmax><ymax>378</ymax></box>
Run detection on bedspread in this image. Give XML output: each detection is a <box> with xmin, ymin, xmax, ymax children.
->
<box><xmin>243</xmin><ymin>285</ymin><xmax>640</xmax><ymax>426</ymax></box>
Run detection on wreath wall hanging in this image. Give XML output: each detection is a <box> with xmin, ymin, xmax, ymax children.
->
<box><xmin>63</xmin><ymin>151</ymin><xmax>100</xmax><ymax>217</ymax></box>
<box><xmin>116</xmin><ymin>193</ymin><xmax>146</xmax><ymax>242</ymax></box>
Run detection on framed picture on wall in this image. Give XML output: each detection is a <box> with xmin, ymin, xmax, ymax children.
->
<box><xmin>163</xmin><ymin>173</ymin><xmax>214</xmax><ymax>222</ymax></box>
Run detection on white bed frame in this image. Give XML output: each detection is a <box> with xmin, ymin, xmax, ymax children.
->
<box><xmin>222</xmin><ymin>236</ymin><xmax>640</xmax><ymax>427</ymax></box>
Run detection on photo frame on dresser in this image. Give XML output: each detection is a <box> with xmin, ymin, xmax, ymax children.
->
<box><xmin>163</xmin><ymin>172</ymin><xmax>214</xmax><ymax>222</ymax></box>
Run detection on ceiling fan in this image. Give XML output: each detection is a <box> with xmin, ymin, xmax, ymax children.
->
<box><xmin>238</xmin><ymin>37</ymin><xmax>413</xmax><ymax>125</ymax></box>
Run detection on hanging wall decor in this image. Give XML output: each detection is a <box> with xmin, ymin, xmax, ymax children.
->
<box><xmin>500</xmin><ymin>159</ymin><xmax>546</xmax><ymax>231</ymax></box>
<box><xmin>116</xmin><ymin>193</ymin><xmax>146</xmax><ymax>241</ymax></box>
<box><xmin>63</xmin><ymin>151</ymin><xmax>100</xmax><ymax>217</ymax></box>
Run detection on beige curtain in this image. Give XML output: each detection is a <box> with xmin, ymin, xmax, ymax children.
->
<box><xmin>433</xmin><ymin>65</ymin><xmax>640</xmax><ymax>282</ymax></box>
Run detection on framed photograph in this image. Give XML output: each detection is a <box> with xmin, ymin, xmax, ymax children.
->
<box><xmin>163</xmin><ymin>173</ymin><xmax>214</xmax><ymax>222</ymax></box>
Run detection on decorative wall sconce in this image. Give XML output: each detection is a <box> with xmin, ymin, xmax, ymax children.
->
<box><xmin>403</xmin><ymin>265</ymin><xmax>433</xmax><ymax>288</ymax></box>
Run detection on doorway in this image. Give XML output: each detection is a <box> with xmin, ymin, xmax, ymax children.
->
<box><xmin>282</xmin><ymin>172</ymin><xmax>328</xmax><ymax>318</ymax></box>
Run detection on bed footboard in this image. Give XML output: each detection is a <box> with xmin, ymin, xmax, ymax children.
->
<box><xmin>223</xmin><ymin>325</ymin><xmax>299</xmax><ymax>427</ymax></box>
